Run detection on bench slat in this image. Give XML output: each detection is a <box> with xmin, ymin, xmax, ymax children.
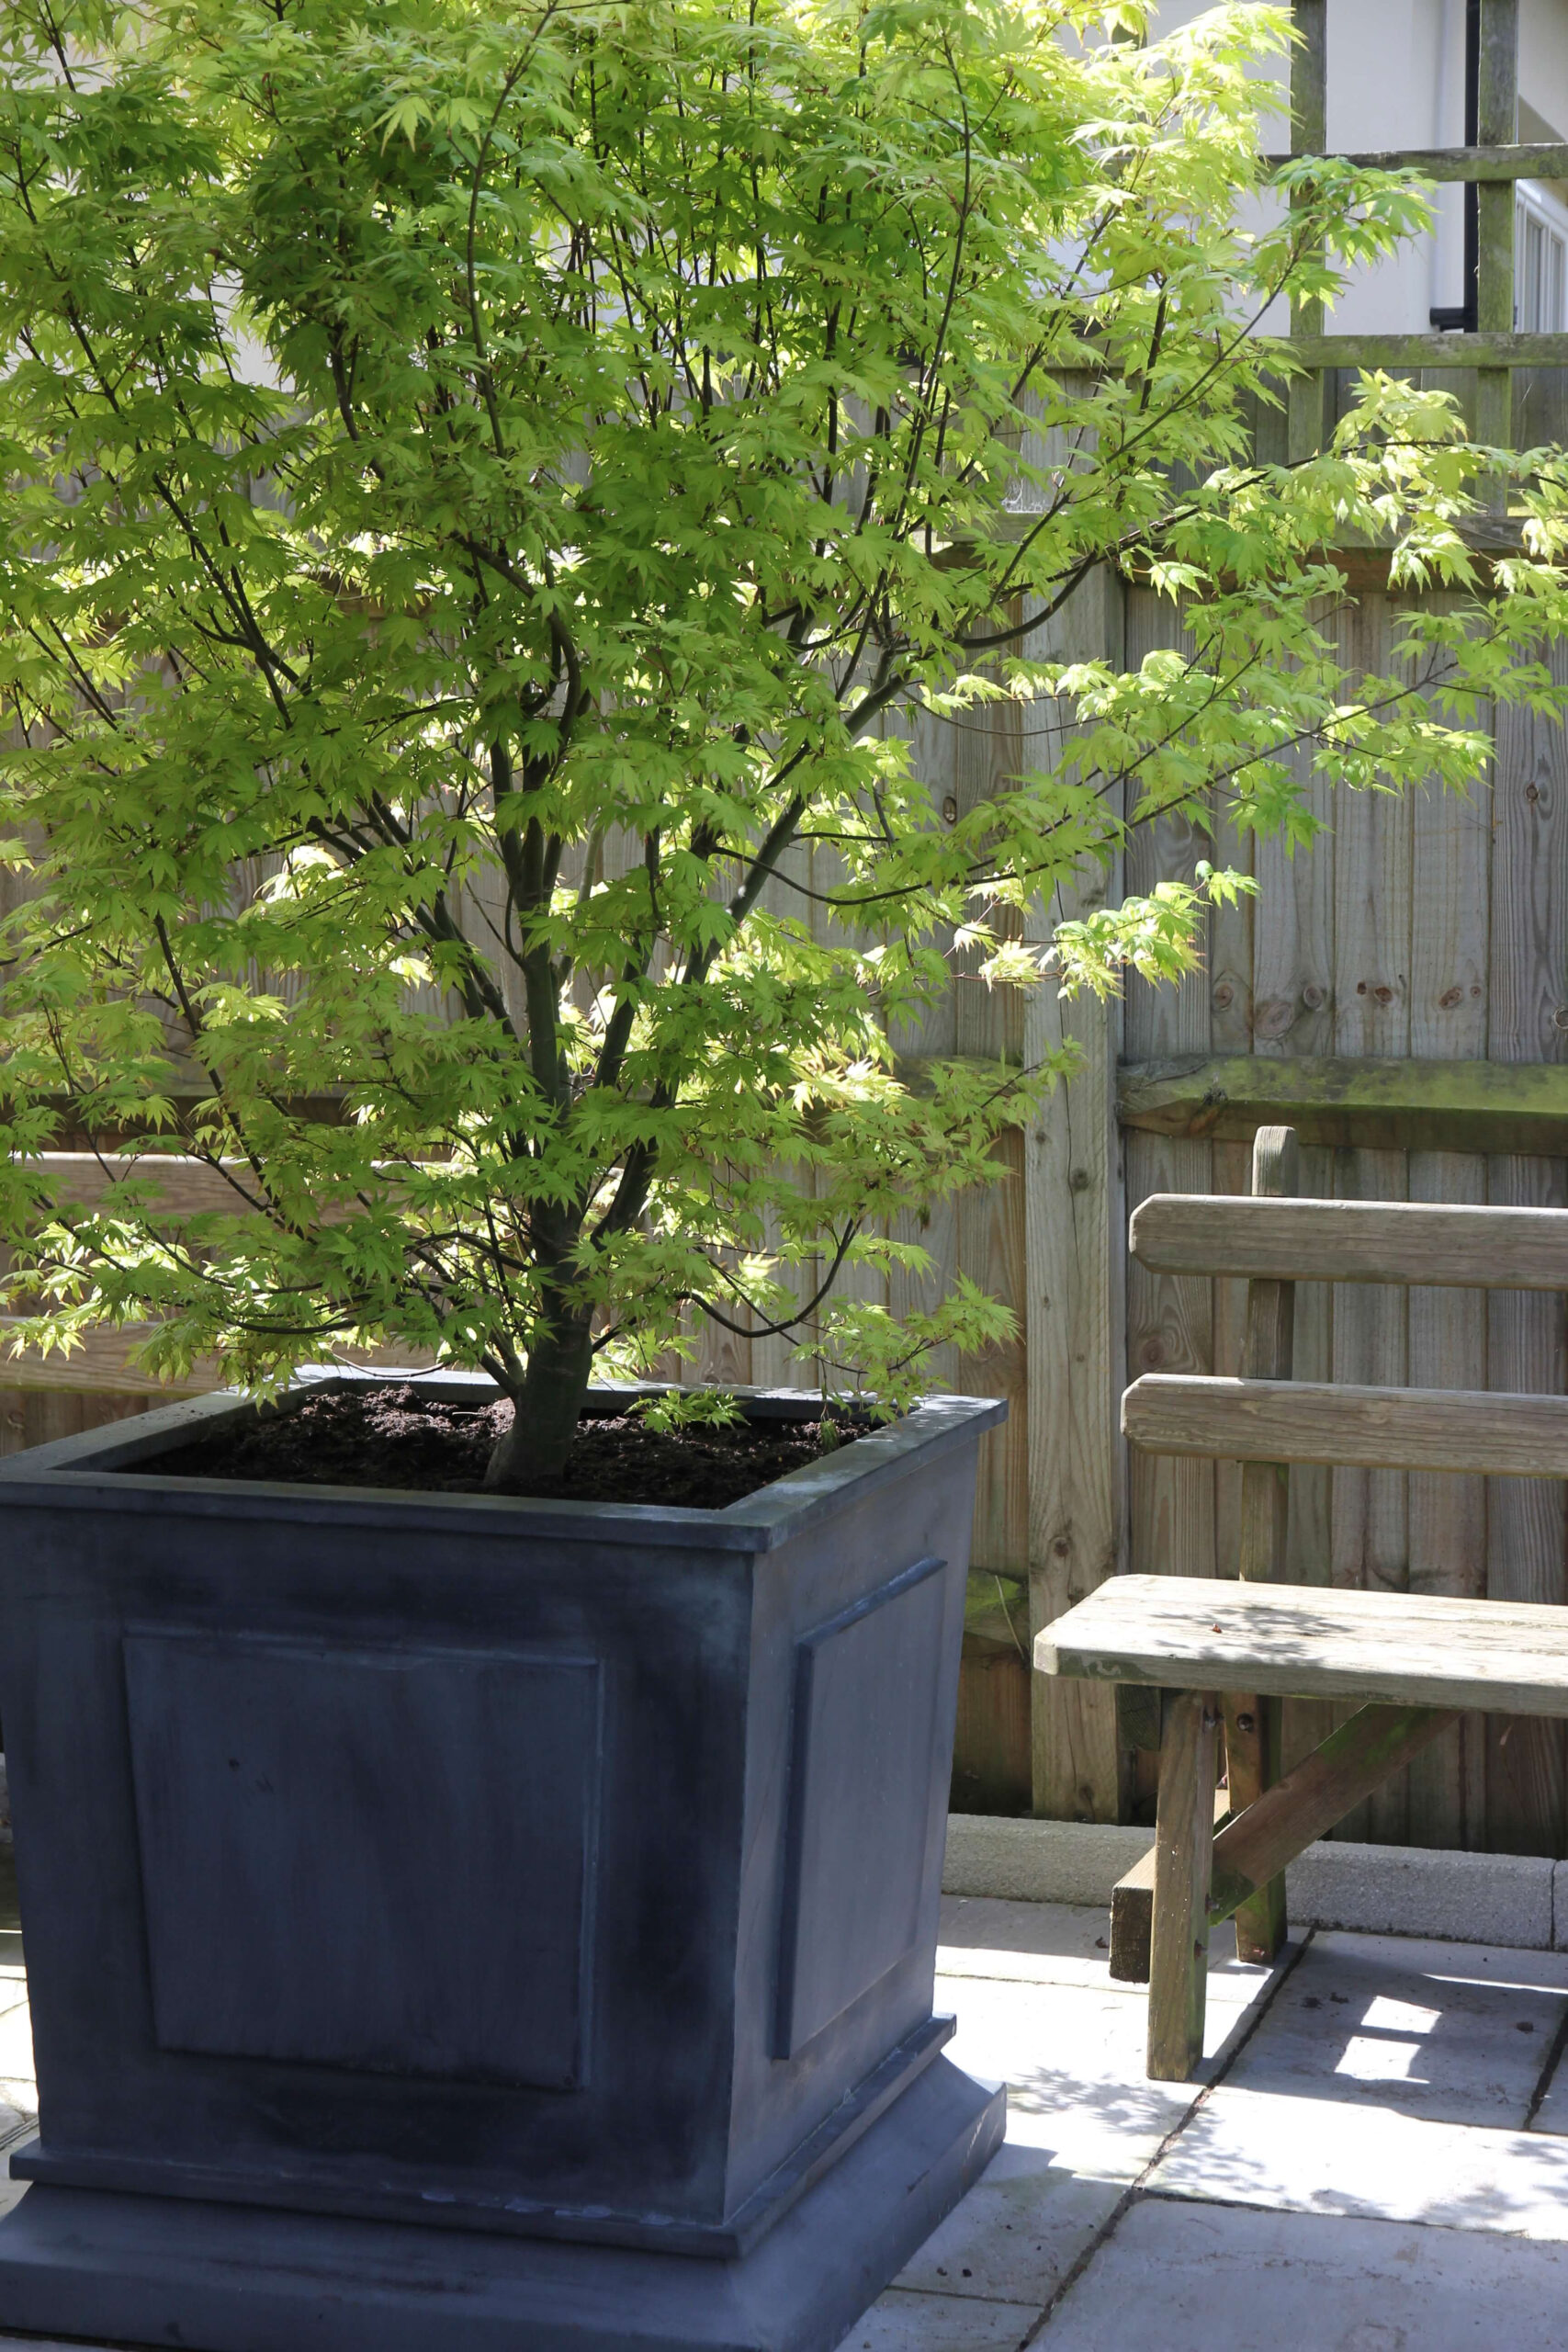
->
<box><xmin>1034</xmin><ymin>1574</ymin><xmax>1568</xmax><ymax>1717</ymax></box>
<box><xmin>1131</xmin><ymin>1193</ymin><xmax>1568</xmax><ymax>1290</ymax></box>
<box><xmin>1123</xmin><ymin>1374</ymin><xmax>1568</xmax><ymax>1478</ymax></box>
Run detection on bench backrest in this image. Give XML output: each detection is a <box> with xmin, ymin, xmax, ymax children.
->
<box><xmin>1131</xmin><ymin>1194</ymin><xmax>1568</xmax><ymax>1294</ymax></box>
<box><xmin>1122</xmin><ymin>1125</ymin><xmax>1568</xmax><ymax>1497</ymax></box>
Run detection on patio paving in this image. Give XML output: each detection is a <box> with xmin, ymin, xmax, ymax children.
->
<box><xmin>3</xmin><ymin>1879</ymin><xmax>1568</xmax><ymax>2345</ymax></box>
<box><xmin>843</xmin><ymin>1894</ymin><xmax>1568</xmax><ymax>2351</ymax></box>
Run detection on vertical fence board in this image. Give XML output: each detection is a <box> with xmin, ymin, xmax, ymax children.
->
<box><xmin>886</xmin><ymin>1198</ymin><xmax>961</xmax><ymax>1398</ymax></box>
<box><xmin>1211</xmin><ymin>1139</ymin><xmax>1253</xmax><ymax>1583</ymax></box>
<box><xmin>1278</xmin><ymin>1143</ymin><xmax>1340</xmax><ymax>1779</ymax></box>
<box><xmin>1246</xmin><ymin>613</ymin><xmax>1337</xmax><ymax>1774</ymax></box>
<box><xmin>0</xmin><ymin>1390</ymin><xmax>152</xmax><ymax>1459</ymax></box>
<box><xmin>1026</xmin><ymin>568</ymin><xmax>1129</xmax><ymax>1822</ymax></box>
<box><xmin>1209</xmin><ymin>795</ymin><xmax>1258</xmax><ymax>1582</ymax></box>
<box><xmin>1405</xmin><ymin>756</ymin><xmax>1492</xmax><ymax>1849</ymax></box>
<box><xmin>960</xmin><ymin>1126</ymin><xmax>1029</xmax><ymax>1577</ymax></box>
<box><xmin>1123</xmin><ymin>597</ymin><xmax>1214</xmax><ymax>1585</ymax></box>
<box><xmin>1248</xmin><ymin>609</ymin><xmax>1337</xmax><ymax>1061</ymax></box>
<box><xmin>1486</xmin><ymin>635</ymin><xmax>1568</xmax><ymax>1856</ymax></box>
<box><xmin>1209</xmin><ymin>788</ymin><xmax>1255</xmax><ymax>1059</ymax></box>
<box><xmin>1326</xmin><ymin>598</ymin><xmax>1412</xmax><ymax>1840</ymax></box>
<box><xmin>689</xmin><ymin>1277</ymin><xmax>753</xmax><ymax>1392</ymax></box>
<box><xmin>951</xmin><ymin>684</ymin><xmax>1030</xmax><ymax>1560</ymax></box>
<box><xmin>748</xmin><ymin>1216</ymin><xmax>815</xmax><ymax>1390</ymax></box>
<box><xmin>1026</xmin><ymin>993</ymin><xmax>1125</xmax><ymax>1815</ymax></box>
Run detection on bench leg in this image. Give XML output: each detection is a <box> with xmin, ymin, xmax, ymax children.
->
<box><xmin>1223</xmin><ymin>1692</ymin><xmax>1287</xmax><ymax>1964</ymax></box>
<box><xmin>1111</xmin><ymin>1778</ymin><xmax>1229</xmax><ymax>1984</ymax></box>
<box><xmin>1148</xmin><ymin>1689</ymin><xmax>1220</xmax><ymax>2083</ymax></box>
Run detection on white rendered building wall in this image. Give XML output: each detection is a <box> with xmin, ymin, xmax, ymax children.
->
<box><xmin>1145</xmin><ymin>0</ymin><xmax>1568</xmax><ymax>334</ymax></box>
<box><xmin>1521</xmin><ymin>0</ymin><xmax>1568</xmax><ymax>160</ymax></box>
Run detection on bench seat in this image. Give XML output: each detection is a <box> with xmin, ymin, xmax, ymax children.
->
<box><xmin>1035</xmin><ymin>1572</ymin><xmax>1568</xmax><ymax>1719</ymax></box>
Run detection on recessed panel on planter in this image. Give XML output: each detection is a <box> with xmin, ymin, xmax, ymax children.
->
<box><xmin>123</xmin><ymin>1629</ymin><xmax>601</xmax><ymax>2089</ymax></box>
<box><xmin>773</xmin><ymin>1556</ymin><xmax>946</xmax><ymax>2057</ymax></box>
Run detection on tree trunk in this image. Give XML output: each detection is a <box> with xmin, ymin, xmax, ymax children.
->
<box><xmin>482</xmin><ymin>1314</ymin><xmax>596</xmax><ymax>1492</ymax></box>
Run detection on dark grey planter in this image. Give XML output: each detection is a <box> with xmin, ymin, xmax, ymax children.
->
<box><xmin>0</xmin><ymin>1376</ymin><xmax>1007</xmax><ymax>2351</ymax></box>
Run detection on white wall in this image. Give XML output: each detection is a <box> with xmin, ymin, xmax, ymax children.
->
<box><xmin>1521</xmin><ymin>0</ymin><xmax>1568</xmax><ymax>151</ymax></box>
<box><xmin>1145</xmin><ymin>0</ymin><xmax>1568</xmax><ymax>332</ymax></box>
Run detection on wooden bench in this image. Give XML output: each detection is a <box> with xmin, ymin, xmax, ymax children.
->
<box><xmin>1033</xmin><ymin>1125</ymin><xmax>1568</xmax><ymax>2083</ymax></box>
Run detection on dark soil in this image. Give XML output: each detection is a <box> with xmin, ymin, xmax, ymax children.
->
<box><xmin>140</xmin><ymin>1384</ymin><xmax>848</xmax><ymax>1509</ymax></box>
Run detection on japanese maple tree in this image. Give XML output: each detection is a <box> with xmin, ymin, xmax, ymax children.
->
<box><xmin>1</xmin><ymin>0</ymin><xmax>1563</xmax><ymax>1486</ymax></box>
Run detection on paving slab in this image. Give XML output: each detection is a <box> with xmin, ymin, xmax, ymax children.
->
<box><xmin>946</xmin><ymin>1817</ymin><xmax>1559</xmax><ymax>1949</ymax></box>
<box><xmin>1151</xmin><ymin>2085</ymin><xmax>1568</xmax><ymax>2234</ymax></box>
<box><xmin>1288</xmin><ymin>1838</ymin><xmax>1555</xmax><ymax>1951</ymax></box>
<box><xmin>1039</xmin><ymin>2192</ymin><xmax>1568</xmax><ymax>2348</ymax></box>
<box><xmin>1529</xmin><ymin>2047</ymin><xmax>1568</xmax><ymax>2136</ymax></box>
<box><xmin>937</xmin><ymin>1895</ymin><xmax>1258</xmax><ymax>1993</ymax></box>
<box><xmin>21</xmin><ymin>1900</ymin><xmax>1568</xmax><ymax>2352</ymax></box>
<box><xmin>893</xmin><ymin>2141</ymin><xmax>1123</xmax><ymax>2303</ymax></box>
<box><xmin>1531</xmin><ymin>2079</ymin><xmax>1568</xmax><ymax>2134</ymax></box>
<box><xmin>0</xmin><ymin>2017</ymin><xmax>34</xmax><ymax>2093</ymax></box>
<box><xmin>938</xmin><ymin>1897</ymin><xmax>1112</xmax><ymax>1986</ymax></box>
<box><xmin>1219</xmin><ymin>1931</ymin><xmax>1568</xmax><ymax>2126</ymax></box>
<box><xmin>942</xmin><ymin>1815</ymin><xmax>1151</xmax><ymax>1905</ymax></box>
<box><xmin>937</xmin><ymin>1973</ymin><xmax>1265</xmax><ymax>2182</ymax></box>
<box><xmin>835</xmin><ymin>2288</ymin><xmax>1041</xmax><ymax>2351</ymax></box>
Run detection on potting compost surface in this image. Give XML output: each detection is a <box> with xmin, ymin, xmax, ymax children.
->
<box><xmin>142</xmin><ymin>1384</ymin><xmax>849</xmax><ymax>1506</ymax></box>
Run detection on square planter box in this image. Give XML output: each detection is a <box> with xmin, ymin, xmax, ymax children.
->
<box><xmin>0</xmin><ymin>1378</ymin><xmax>1007</xmax><ymax>2352</ymax></box>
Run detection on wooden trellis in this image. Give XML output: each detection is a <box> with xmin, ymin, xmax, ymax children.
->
<box><xmin>1278</xmin><ymin>0</ymin><xmax>1568</xmax><ymax>462</ymax></box>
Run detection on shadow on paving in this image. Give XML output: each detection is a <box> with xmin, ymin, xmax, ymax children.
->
<box><xmin>849</xmin><ymin>1906</ymin><xmax>1568</xmax><ymax>2348</ymax></box>
<box><xmin>1042</xmin><ymin>2196</ymin><xmax>1568</xmax><ymax>2350</ymax></box>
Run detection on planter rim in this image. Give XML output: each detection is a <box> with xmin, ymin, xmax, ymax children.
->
<box><xmin>0</xmin><ymin>1376</ymin><xmax>1006</xmax><ymax>1554</ymax></box>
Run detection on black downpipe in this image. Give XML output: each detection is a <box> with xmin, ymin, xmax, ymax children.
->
<box><xmin>1431</xmin><ymin>0</ymin><xmax>1480</xmax><ymax>330</ymax></box>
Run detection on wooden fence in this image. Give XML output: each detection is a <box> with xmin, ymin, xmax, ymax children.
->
<box><xmin>13</xmin><ymin>557</ymin><xmax>1565</xmax><ymax>1861</ymax></box>
<box><xmin>9</xmin><ymin>541</ymin><xmax>1568</xmax><ymax>1854</ymax></box>
<box><xmin>9</xmin><ymin>0</ymin><xmax>1568</xmax><ymax>1855</ymax></box>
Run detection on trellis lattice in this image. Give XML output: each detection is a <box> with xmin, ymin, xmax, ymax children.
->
<box><xmin>1269</xmin><ymin>0</ymin><xmax>1568</xmax><ymax>467</ymax></box>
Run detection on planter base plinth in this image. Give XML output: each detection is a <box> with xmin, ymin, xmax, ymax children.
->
<box><xmin>0</xmin><ymin>2057</ymin><xmax>1005</xmax><ymax>2352</ymax></box>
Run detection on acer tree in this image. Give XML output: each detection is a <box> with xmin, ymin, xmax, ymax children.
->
<box><xmin>1</xmin><ymin>0</ymin><xmax>1562</xmax><ymax>1486</ymax></box>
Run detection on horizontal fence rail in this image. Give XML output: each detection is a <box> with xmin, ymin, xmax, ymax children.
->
<box><xmin>7</xmin><ymin>1154</ymin><xmax>445</xmax><ymax>1216</ymax></box>
<box><xmin>0</xmin><ymin>1323</ymin><xmax>434</xmax><ymax>1397</ymax></box>
<box><xmin>14</xmin><ymin>1155</ymin><xmax>264</xmax><ymax>1216</ymax></box>
<box><xmin>3</xmin><ymin>1158</ymin><xmax>443</xmax><ymax>1394</ymax></box>
<box><xmin>1263</xmin><ymin>141</ymin><xmax>1568</xmax><ymax>181</ymax></box>
<box><xmin>1283</xmin><ymin>332</ymin><xmax>1568</xmax><ymax>369</ymax></box>
<box><xmin>1118</xmin><ymin>1057</ymin><xmax>1568</xmax><ymax>1157</ymax></box>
